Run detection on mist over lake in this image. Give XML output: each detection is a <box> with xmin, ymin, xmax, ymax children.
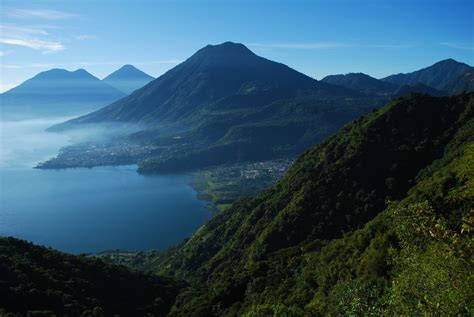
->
<box><xmin>0</xmin><ymin>116</ymin><xmax>211</xmax><ymax>254</ymax></box>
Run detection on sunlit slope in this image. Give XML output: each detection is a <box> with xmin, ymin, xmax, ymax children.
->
<box><xmin>124</xmin><ymin>93</ymin><xmax>473</xmax><ymax>316</ymax></box>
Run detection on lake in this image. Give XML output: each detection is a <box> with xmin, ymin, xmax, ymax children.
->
<box><xmin>0</xmin><ymin>116</ymin><xmax>211</xmax><ymax>254</ymax></box>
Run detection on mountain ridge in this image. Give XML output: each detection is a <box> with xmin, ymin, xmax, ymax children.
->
<box><xmin>0</xmin><ymin>68</ymin><xmax>126</xmax><ymax>117</ymax></box>
<box><xmin>106</xmin><ymin>92</ymin><xmax>474</xmax><ymax>316</ymax></box>
<box><xmin>321</xmin><ymin>72</ymin><xmax>398</xmax><ymax>96</ymax></box>
<box><xmin>381</xmin><ymin>58</ymin><xmax>473</xmax><ymax>90</ymax></box>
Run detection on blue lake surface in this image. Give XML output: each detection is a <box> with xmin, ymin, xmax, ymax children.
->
<box><xmin>0</xmin><ymin>117</ymin><xmax>211</xmax><ymax>254</ymax></box>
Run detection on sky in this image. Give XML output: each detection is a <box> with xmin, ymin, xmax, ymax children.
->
<box><xmin>0</xmin><ymin>0</ymin><xmax>473</xmax><ymax>93</ymax></box>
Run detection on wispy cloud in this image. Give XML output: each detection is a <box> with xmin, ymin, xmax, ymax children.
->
<box><xmin>0</xmin><ymin>8</ymin><xmax>75</xmax><ymax>53</ymax></box>
<box><xmin>0</xmin><ymin>38</ymin><xmax>64</xmax><ymax>52</ymax></box>
<box><xmin>1</xmin><ymin>24</ymin><xmax>50</xmax><ymax>35</ymax></box>
<box><xmin>75</xmin><ymin>34</ymin><xmax>96</xmax><ymax>41</ymax></box>
<box><xmin>365</xmin><ymin>43</ymin><xmax>413</xmax><ymax>49</ymax></box>
<box><xmin>248</xmin><ymin>42</ymin><xmax>348</xmax><ymax>50</ymax></box>
<box><xmin>0</xmin><ymin>24</ymin><xmax>65</xmax><ymax>53</ymax></box>
<box><xmin>7</xmin><ymin>8</ymin><xmax>76</xmax><ymax>20</ymax></box>
<box><xmin>0</xmin><ymin>50</ymin><xmax>13</xmax><ymax>57</ymax></box>
<box><xmin>248</xmin><ymin>42</ymin><xmax>413</xmax><ymax>51</ymax></box>
<box><xmin>440</xmin><ymin>42</ymin><xmax>474</xmax><ymax>50</ymax></box>
<box><xmin>0</xmin><ymin>83</ymin><xmax>18</xmax><ymax>93</ymax></box>
<box><xmin>148</xmin><ymin>59</ymin><xmax>183</xmax><ymax>65</ymax></box>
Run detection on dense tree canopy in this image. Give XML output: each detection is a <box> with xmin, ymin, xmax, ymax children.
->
<box><xmin>0</xmin><ymin>238</ymin><xmax>184</xmax><ymax>316</ymax></box>
<box><xmin>105</xmin><ymin>93</ymin><xmax>474</xmax><ymax>316</ymax></box>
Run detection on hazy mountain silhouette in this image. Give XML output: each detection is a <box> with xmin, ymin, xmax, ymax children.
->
<box><xmin>381</xmin><ymin>58</ymin><xmax>473</xmax><ymax>90</ymax></box>
<box><xmin>0</xmin><ymin>68</ymin><xmax>125</xmax><ymax>116</ymax></box>
<box><xmin>102</xmin><ymin>65</ymin><xmax>154</xmax><ymax>94</ymax></box>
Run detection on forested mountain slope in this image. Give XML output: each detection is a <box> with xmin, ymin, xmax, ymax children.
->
<box><xmin>0</xmin><ymin>237</ymin><xmax>183</xmax><ymax>316</ymax></box>
<box><xmin>104</xmin><ymin>93</ymin><xmax>473</xmax><ymax>316</ymax></box>
<box><xmin>44</xmin><ymin>42</ymin><xmax>377</xmax><ymax>172</ymax></box>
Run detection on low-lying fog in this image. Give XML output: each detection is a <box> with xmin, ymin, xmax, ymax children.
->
<box><xmin>0</xmin><ymin>117</ymin><xmax>72</xmax><ymax>168</ymax></box>
<box><xmin>0</xmin><ymin>115</ymin><xmax>210</xmax><ymax>254</ymax></box>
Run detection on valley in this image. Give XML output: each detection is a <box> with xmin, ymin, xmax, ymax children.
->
<box><xmin>1</xmin><ymin>2</ymin><xmax>473</xmax><ymax>312</ymax></box>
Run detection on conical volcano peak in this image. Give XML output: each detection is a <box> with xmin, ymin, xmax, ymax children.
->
<box><xmin>104</xmin><ymin>65</ymin><xmax>153</xmax><ymax>81</ymax></box>
<box><xmin>102</xmin><ymin>65</ymin><xmax>154</xmax><ymax>94</ymax></box>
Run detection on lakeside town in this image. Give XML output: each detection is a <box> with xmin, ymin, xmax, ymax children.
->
<box><xmin>36</xmin><ymin>141</ymin><xmax>162</xmax><ymax>169</ymax></box>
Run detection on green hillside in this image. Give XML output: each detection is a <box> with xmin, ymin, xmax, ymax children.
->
<box><xmin>0</xmin><ymin>237</ymin><xmax>183</xmax><ymax>316</ymax></box>
<box><xmin>4</xmin><ymin>93</ymin><xmax>473</xmax><ymax>316</ymax></box>
<box><xmin>101</xmin><ymin>93</ymin><xmax>473</xmax><ymax>316</ymax></box>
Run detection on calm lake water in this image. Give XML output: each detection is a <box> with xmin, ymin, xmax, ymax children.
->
<box><xmin>0</xmin><ymin>116</ymin><xmax>211</xmax><ymax>254</ymax></box>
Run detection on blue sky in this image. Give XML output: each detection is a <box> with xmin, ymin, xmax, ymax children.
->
<box><xmin>0</xmin><ymin>0</ymin><xmax>473</xmax><ymax>92</ymax></box>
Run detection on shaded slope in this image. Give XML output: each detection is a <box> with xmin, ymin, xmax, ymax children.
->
<box><xmin>0</xmin><ymin>237</ymin><xmax>183</xmax><ymax>316</ymax></box>
<box><xmin>136</xmin><ymin>95</ymin><xmax>374</xmax><ymax>173</ymax></box>
<box><xmin>392</xmin><ymin>83</ymin><xmax>445</xmax><ymax>97</ymax></box>
<box><xmin>321</xmin><ymin>72</ymin><xmax>397</xmax><ymax>96</ymax></box>
<box><xmin>57</xmin><ymin>42</ymin><xmax>352</xmax><ymax>126</ymax></box>
<box><xmin>381</xmin><ymin>58</ymin><xmax>473</xmax><ymax>90</ymax></box>
<box><xmin>103</xmin><ymin>65</ymin><xmax>154</xmax><ymax>94</ymax></box>
<box><xmin>121</xmin><ymin>93</ymin><xmax>473</xmax><ymax>316</ymax></box>
<box><xmin>43</xmin><ymin>42</ymin><xmax>373</xmax><ymax>172</ymax></box>
<box><xmin>443</xmin><ymin>70</ymin><xmax>474</xmax><ymax>95</ymax></box>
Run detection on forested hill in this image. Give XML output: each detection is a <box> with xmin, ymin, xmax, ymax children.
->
<box><xmin>107</xmin><ymin>92</ymin><xmax>473</xmax><ymax>316</ymax></box>
<box><xmin>0</xmin><ymin>237</ymin><xmax>183</xmax><ymax>316</ymax></box>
